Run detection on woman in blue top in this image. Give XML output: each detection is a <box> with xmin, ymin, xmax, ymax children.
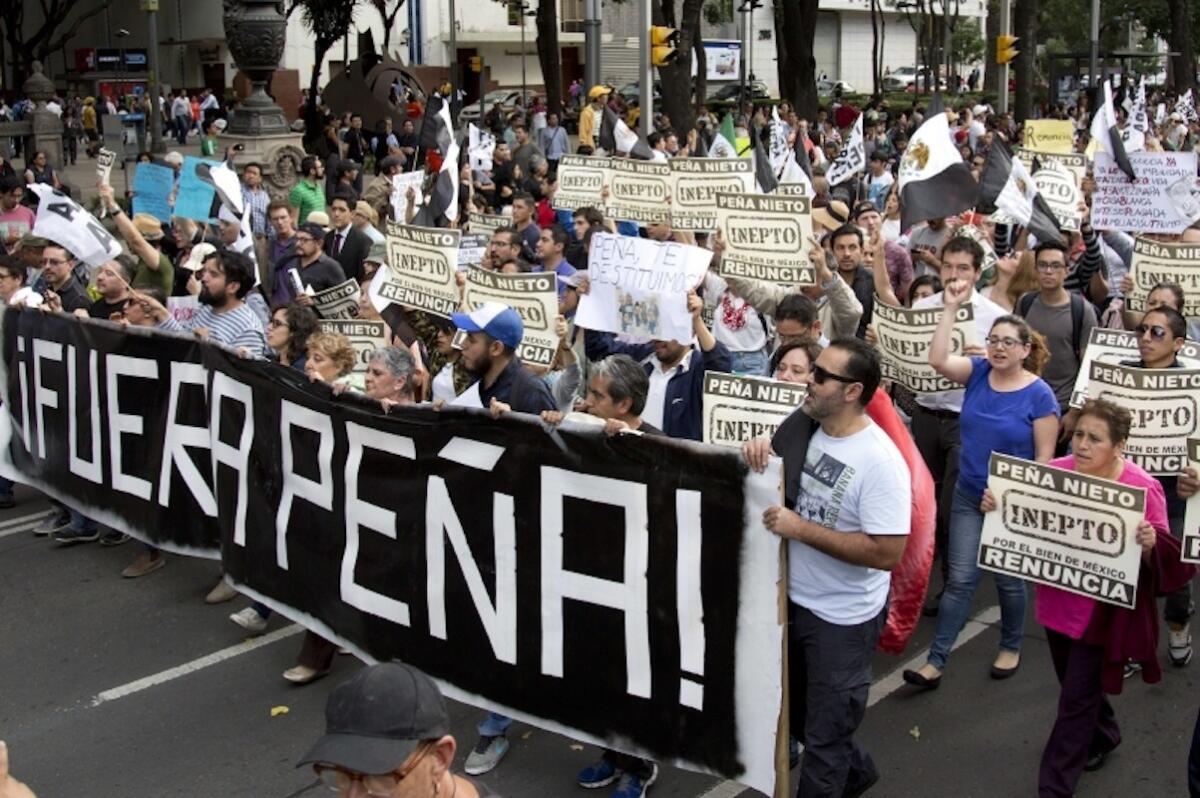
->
<box><xmin>904</xmin><ymin>278</ymin><xmax>1059</xmax><ymax>689</ymax></box>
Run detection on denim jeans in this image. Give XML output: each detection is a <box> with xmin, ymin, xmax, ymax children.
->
<box><xmin>927</xmin><ymin>486</ymin><xmax>1027</xmax><ymax>670</ymax></box>
<box><xmin>68</xmin><ymin>509</ymin><xmax>97</xmax><ymax>534</ymax></box>
<box><xmin>477</xmin><ymin>712</ymin><xmax>512</xmax><ymax>737</ymax></box>
<box><xmin>730</xmin><ymin>347</ymin><xmax>770</xmax><ymax>377</ymax></box>
<box><xmin>0</xmin><ymin>474</ymin><xmax>13</xmax><ymax>499</ymax></box>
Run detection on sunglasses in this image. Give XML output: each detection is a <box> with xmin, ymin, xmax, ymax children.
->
<box><xmin>811</xmin><ymin>364</ymin><xmax>859</xmax><ymax>386</ymax></box>
<box><xmin>1134</xmin><ymin>323</ymin><xmax>1169</xmax><ymax>341</ymax></box>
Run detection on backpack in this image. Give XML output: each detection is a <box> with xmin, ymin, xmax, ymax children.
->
<box><xmin>1016</xmin><ymin>291</ymin><xmax>1085</xmax><ymax>362</ymax></box>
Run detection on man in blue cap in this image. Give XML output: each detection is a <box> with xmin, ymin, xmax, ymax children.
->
<box><xmin>298</xmin><ymin>662</ymin><xmax>484</xmax><ymax>797</ymax></box>
<box><xmin>451</xmin><ymin>301</ymin><xmax>557</xmax><ymax>416</ymax></box>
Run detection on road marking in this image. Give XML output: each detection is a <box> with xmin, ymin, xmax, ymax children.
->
<box><xmin>0</xmin><ymin>510</ymin><xmax>50</xmax><ymax>531</ymax></box>
<box><xmin>0</xmin><ymin>519</ymin><xmax>42</xmax><ymax>539</ymax></box>
<box><xmin>90</xmin><ymin>624</ymin><xmax>304</xmax><ymax>706</ymax></box>
<box><xmin>694</xmin><ymin>605</ymin><xmax>1002</xmax><ymax>798</ymax></box>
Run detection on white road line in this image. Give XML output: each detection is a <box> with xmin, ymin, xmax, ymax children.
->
<box><xmin>695</xmin><ymin>605</ymin><xmax>1002</xmax><ymax>798</ymax></box>
<box><xmin>90</xmin><ymin>624</ymin><xmax>304</xmax><ymax>707</ymax></box>
<box><xmin>0</xmin><ymin>520</ymin><xmax>40</xmax><ymax>539</ymax></box>
<box><xmin>0</xmin><ymin>510</ymin><xmax>50</xmax><ymax>530</ymax></box>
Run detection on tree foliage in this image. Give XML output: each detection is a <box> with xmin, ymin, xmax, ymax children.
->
<box><xmin>369</xmin><ymin>0</ymin><xmax>407</xmax><ymax>55</ymax></box>
<box><xmin>0</xmin><ymin>0</ymin><xmax>107</xmax><ymax>85</ymax></box>
<box><xmin>290</xmin><ymin>0</ymin><xmax>361</xmax><ymax>143</ymax></box>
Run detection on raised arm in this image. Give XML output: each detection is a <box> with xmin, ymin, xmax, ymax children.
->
<box><xmin>928</xmin><ymin>280</ymin><xmax>975</xmax><ymax>385</ymax></box>
<box><xmin>99</xmin><ymin>182</ymin><xmax>159</xmax><ymax>267</ymax></box>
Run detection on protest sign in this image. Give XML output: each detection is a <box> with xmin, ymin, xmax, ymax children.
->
<box><xmin>702</xmin><ymin>372</ymin><xmax>805</xmax><ymax>447</ymax></box>
<box><xmin>1092</xmin><ymin>151</ymin><xmax>1198</xmax><ymax>235</ymax></box>
<box><xmin>132</xmin><ymin>162</ymin><xmax>176</xmax><ymax>222</ymax></box>
<box><xmin>468</xmin><ymin>211</ymin><xmax>507</xmax><ymax>236</ymax></box>
<box><xmin>173</xmin><ymin>156</ymin><xmax>222</xmax><ymax>222</ymax></box>
<box><xmin>96</xmin><ymin>148</ymin><xmax>117</xmax><ymax>186</ymax></box>
<box><xmin>391</xmin><ymin>172</ymin><xmax>426</xmax><ymax>223</ymax></box>
<box><xmin>1184</xmin><ymin>439</ymin><xmax>1200</xmax><ymax>563</ymax></box>
<box><xmin>379</xmin><ymin>222</ymin><xmax>461</xmax><ymax>317</ymax></box>
<box><xmin>873</xmin><ymin>301</ymin><xmax>976</xmax><ymax>393</ymax></box>
<box><xmin>320</xmin><ymin>318</ymin><xmax>388</xmax><ymax>372</ymax></box>
<box><xmin>604</xmin><ymin>159</ymin><xmax>671</xmax><ymax>225</ymax></box>
<box><xmin>1125</xmin><ymin>237</ymin><xmax>1200</xmax><ymax>317</ymax></box>
<box><xmin>979</xmin><ymin>453</ymin><xmax>1145</xmax><ymax>608</ymax></box>
<box><xmin>576</xmin><ymin>233</ymin><xmax>712</xmax><ymax>343</ymax></box>
<box><xmin>28</xmin><ymin>185</ymin><xmax>122</xmax><ymax>268</ymax></box>
<box><xmin>166</xmin><ymin>295</ymin><xmax>200</xmax><ymax>326</ymax></box>
<box><xmin>1070</xmin><ymin>326</ymin><xmax>1200</xmax><ymax>407</ymax></box>
<box><xmin>464</xmin><ymin>267</ymin><xmax>559</xmax><ymax>367</ymax></box>
<box><xmin>468</xmin><ymin>123</ymin><xmax>496</xmax><ymax>172</ymax></box>
<box><xmin>1033</xmin><ymin>159</ymin><xmax>1081</xmax><ymax>232</ymax></box>
<box><xmin>0</xmin><ymin>308</ymin><xmax>785</xmax><ymax>797</ymax></box>
<box><xmin>1023</xmin><ymin>120</ymin><xmax>1076</xmax><ymax>154</ymax></box>
<box><xmin>458</xmin><ymin>232</ymin><xmax>488</xmax><ymax>269</ymax></box>
<box><xmin>1087</xmin><ymin>360</ymin><xmax>1200</xmax><ymax>474</ymax></box>
<box><xmin>312</xmin><ymin>278</ymin><xmax>362</xmax><ymax>320</ymax></box>
<box><xmin>952</xmin><ymin>225</ymin><xmax>999</xmax><ymax>277</ymax></box>
<box><xmin>714</xmin><ymin>193</ymin><xmax>814</xmax><ymax>285</ymax></box>
<box><xmin>776</xmin><ymin>182</ymin><xmax>810</xmax><ymax>197</ymax></box>
<box><xmin>554</xmin><ymin>155</ymin><xmax>610</xmax><ymax>211</ymax></box>
<box><xmin>669</xmin><ymin>158</ymin><xmax>754</xmax><ymax>231</ymax></box>
<box><xmin>1015</xmin><ymin>149</ymin><xmax>1086</xmax><ymax>187</ymax></box>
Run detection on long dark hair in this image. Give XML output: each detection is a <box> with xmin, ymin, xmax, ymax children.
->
<box><xmin>272</xmin><ymin>302</ymin><xmax>319</xmax><ymax>365</ymax></box>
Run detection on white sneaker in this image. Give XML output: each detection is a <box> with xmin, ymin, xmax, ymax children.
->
<box><xmin>229</xmin><ymin>607</ymin><xmax>268</xmax><ymax>635</ymax></box>
<box><xmin>464</xmin><ymin>735</ymin><xmax>509</xmax><ymax>775</ymax></box>
<box><xmin>1169</xmin><ymin>624</ymin><xmax>1193</xmax><ymax>667</ymax></box>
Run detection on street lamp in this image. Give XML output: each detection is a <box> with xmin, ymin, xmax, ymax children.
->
<box><xmin>517</xmin><ymin>1</ymin><xmax>536</xmax><ymax>116</ymax></box>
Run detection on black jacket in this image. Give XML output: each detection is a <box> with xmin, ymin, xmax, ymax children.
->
<box><xmin>324</xmin><ymin>226</ymin><xmax>372</xmax><ymax>283</ymax></box>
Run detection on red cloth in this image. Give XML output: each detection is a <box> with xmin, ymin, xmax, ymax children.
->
<box><xmin>865</xmin><ymin>391</ymin><xmax>936</xmax><ymax>654</ymax></box>
<box><xmin>834</xmin><ymin>105</ymin><xmax>860</xmax><ymax>131</ymax></box>
<box><xmin>536</xmin><ymin>198</ymin><xmax>556</xmax><ymax>228</ymax></box>
<box><xmin>1083</xmin><ymin>529</ymin><xmax>1197</xmax><ymax>694</ymax></box>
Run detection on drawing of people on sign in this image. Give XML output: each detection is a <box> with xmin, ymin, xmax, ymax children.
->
<box><xmin>617</xmin><ymin>295</ymin><xmax>664</xmax><ymax>338</ymax></box>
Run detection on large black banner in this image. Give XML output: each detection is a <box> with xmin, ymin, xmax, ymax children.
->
<box><xmin>0</xmin><ymin>309</ymin><xmax>784</xmax><ymax>794</ymax></box>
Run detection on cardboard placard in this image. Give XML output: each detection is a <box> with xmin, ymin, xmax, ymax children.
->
<box><xmin>1022</xmin><ymin>120</ymin><xmax>1076</xmax><ymax>154</ymax></box>
<box><xmin>873</xmin><ymin>301</ymin><xmax>976</xmax><ymax>393</ymax></box>
<box><xmin>379</xmin><ymin>222</ymin><xmax>462</xmax><ymax>318</ymax></box>
<box><xmin>669</xmin><ymin>158</ymin><xmax>755</xmax><ymax>232</ymax></box>
<box><xmin>1070</xmin><ymin>326</ymin><xmax>1200</xmax><ymax>408</ymax></box>
<box><xmin>1086</xmin><ymin>360</ymin><xmax>1200</xmax><ymax>475</ymax></box>
<box><xmin>1092</xmin><ymin>151</ymin><xmax>1198</xmax><ymax>235</ymax></box>
<box><xmin>604</xmin><ymin>159</ymin><xmax>671</xmax><ymax>225</ymax></box>
<box><xmin>714</xmin><ymin>193</ymin><xmax>814</xmax><ymax>286</ymax></box>
<box><xmin>1125</xmin><ymin>236</ymin><xmax>1200</xmax><ymax>317</ymax></box>
<box><xmin>554</xmin><ymin>154</ymin><xmax>610</xmax><ymax>211</ymax></box>
<box><xmin>702</xmin><ymin>372</ymin><xmax>806</xmax><ymax>447</ymax></box>
<box><xmin>464</xmin><ymin>267</ymin><xmax>560</xmax><ymax>367</ymax></box>
<box><xmin>1183</xmin><ymin>438</ymin><xmax>1200</xmax><ymax>563</ymax></box>
<box><xmin>312</xmin><ymin>278</ymin><xmax>362</xmax><ymax>320</ymax></box>
<box><xmin>468</xmin><ymin>211</ymin><xmax>508</xmax><ymax>236</ymax></box>
<box><xmin>319</xmin><ymin>318</ymin><xmax>388</xmax><ymax>372</ymax></box>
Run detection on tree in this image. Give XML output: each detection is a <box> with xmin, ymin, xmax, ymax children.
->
<box><xmin>984</xmin><ymin>0</ymin><xmax>999</xmax><ymax>96</ymax></box>
<box><xmin>950</xmin><ymin>18</ymin><xmax>985</xmax><ymax>74</ymax></box>
<box><xmin>1165</xmin><ymin>0</ymin><xmax>1198</xmax><ymax>93</ymax></box>
<box><xmin>369</xmin><ymin>0</ymin><xmax>407</xmax><ymax>55</ymax></box>
<box><xmin>651</xmin><ymin>0</ymin><xmax>703</xmax><ymax>134</ymax></box>
<box><xmin>1013</xmin><ymin>0</ymin><xmax>1036</xmax><ymax>120</ymax></box>
<box><xmin>290</xmin><ymin>0</ymin><xmax>361</xmax><ymax>145</ymax></box>
<box><xmin>0</xmin><ymin>0</ymin><xmax>106</xmax><ymax>86</ymax></box>
<box><xmin>868</xmin><ymin>0</ymin><xmax>888</xmax><ymax>98</ymax></box>
<box><xmin>534</xmin><ymin>0</ymin><xmax>563</xmax><ymax>115</ymax></box>
<box><xmin>773</xmin><ymin>0</ymin><xmax>820</xmax><ymax>119</ymax></box>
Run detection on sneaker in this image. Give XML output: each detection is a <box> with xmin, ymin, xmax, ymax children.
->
<box><xmin>122</xmin><ymin>551</ymin><xmax>166</xmax><ymax>578</ymax></box>
<box><xmin>52</xmin><ymin>527</ymin><xmax>100</xmax><ymax>545</ymax></box>
<box><xmin>1169</xmin><ymin>624</ymin><xmax>1193</xmax><ymax>667</ymax></box>
<box><xmin>205</xmin><ymin>579</ymin><xmax>238</xmax><ymax>604</ymax></box>
<box><xmin>99</xmin><ymin>529</ymin><xmax>131</xmax><ymax>547</ymax></box>
<box><xmin>578</xmin><ymin>758</ymin><xmax>619</xmax><ymax>789</ymax></box>
<box><xmin>230</xmin><ymin>606</ymin><xmax>269</xmax><ymax>635</ymax></box>
<box><xmin>282</xmin><ymin>665</ymin><xmax>329</xmax><ymax>685</ymax></box>
<box><xmin>464</xmin><ymin>735</ymin><xmax>509</xmax><ymax>776</ymax></box>
<box><xmin>1122</xmin><ymin>660</ymin><xmax>1143</xmax><ymax>680</ymax></box>
<box><xmin>611</xmin><ymin>764</ymin><xmax>658</xmax><ymax>798</ymax></box>
<box><xmin>33</xmin><ymin>513</ymin><xmax>70</xmax><ymax>537</ymax></box>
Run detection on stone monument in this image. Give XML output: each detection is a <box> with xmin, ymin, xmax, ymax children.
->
<box><xmin>221</xmin><ymin>0</ymin><xmax>305</xmax><ymax>201</ymax></box>
<box><xmin>23</xmin><ymin>62</ymin><xmax>65</xmax><ymax>172</ymax></box>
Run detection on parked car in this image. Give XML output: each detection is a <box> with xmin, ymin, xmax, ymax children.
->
<box><xmin>459</xmin><ymin>88</ymin><xmax>538</xmax><ymax>127</ymax></box>
<box><xmin>617</xmin><ymin>81</ymin><xmax>662</xmax><ymax>104</ymax></box>
<box><xmin>706</xmin><ymin>81</ymin><xmax>770</xmax><ymax>104</ymax></box>
<box><xmin>883</xmin><ymin>66</ymin><xmax>944</xmax><ymax>92</ymax></box>
<box><xmin>818</xmin><ymin>79</ymin><xmax>856</xmax><ymax>96</ymax></box>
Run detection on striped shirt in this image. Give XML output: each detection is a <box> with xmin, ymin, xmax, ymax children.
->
<box><xmin>241</xmin><ymin>185</ymin><xmax>270</xmax><ymax>237</ymax></box>
<box><xmin>159</xmin><ymin>302</ymin><xmax>267</xmax><ymax>358</ymax></box>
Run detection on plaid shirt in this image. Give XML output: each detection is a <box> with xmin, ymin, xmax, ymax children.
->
<box><xmin>241</xmin><ymin>185</ymin><xmax>270</xmax><ymax>237</ymax></box>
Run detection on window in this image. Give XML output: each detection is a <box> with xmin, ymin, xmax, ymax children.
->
<box><xmin>561</xmin><ymin>0</ymin><xmax>585</xmax><ymax>32</ymax></box>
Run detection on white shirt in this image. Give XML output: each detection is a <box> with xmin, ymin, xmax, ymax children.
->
<box><xmin>789</xmin><ymin>421</ymin><xmax>911</xmax><ymax>625</ymax></box>
<box><xmin>432</xmin><ymin>362</ymin><xmax>458</xmax><ymax>404</ymax></box>
<box><xmin>703</xmin><ymin>272</ymin><xmax>767</xmax><ymax>355</ymax></box>
<box><xmin>641</xmin><ymin>350</ymin><xmax>693</xmax><ymax>431</ymax></box>
<box><xmin>912</xmin><ymin>289</ymin><xmax>1007</xmax><ymax>412</ymax></box>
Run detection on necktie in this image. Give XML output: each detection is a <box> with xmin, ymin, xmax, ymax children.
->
<box><xmin>332</xmin><ymin>233</ymin><xmax>343</xmax><ymax>257</ymax></box>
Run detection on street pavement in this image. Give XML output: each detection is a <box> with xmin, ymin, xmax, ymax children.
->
<box><xmin>3</xmin><ymin>483</ymin><xmax>1198</xmax><ymax>797</ymax></box>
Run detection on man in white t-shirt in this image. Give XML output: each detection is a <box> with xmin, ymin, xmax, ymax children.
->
<box><xmin>745</xmin><ymin>337</ymin><xmax>911</xmax><ymax>797</ymax></box>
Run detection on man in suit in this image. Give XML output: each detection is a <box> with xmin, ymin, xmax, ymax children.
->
<box><xmin>323</xmin><ymin>188</ymin><xmax>372</xmax><ymax>283</ymax></box>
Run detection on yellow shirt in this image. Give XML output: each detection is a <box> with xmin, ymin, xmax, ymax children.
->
<box><xmin>578</xmin><ymin>104</ymin><xmax>599</xmax><ymax>148</ymax></box>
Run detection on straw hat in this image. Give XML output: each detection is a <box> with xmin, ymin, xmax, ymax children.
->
<box><xmin>133</xmin><ymin>213</ymin><xmax>165</xmax><ymax>241</ymax></box>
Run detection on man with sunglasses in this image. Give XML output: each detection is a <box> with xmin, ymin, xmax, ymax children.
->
<box><xmin>299</xmin><ymin>662</ymin><xmax>485</xmax><ymax>798</ymax></box>
<box><xmin>1123</xmin><ymin>305</ymin><xmax>1195</xmax><ymax>668</ymax></box>
<box><xmin>744</xmin><ymin>337</ymin><xmax>910</xmax><ymax>798</ymax></box>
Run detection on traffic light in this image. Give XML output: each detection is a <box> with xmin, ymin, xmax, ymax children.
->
<box><xmin>650</xmin><ymin>26</ymin><xmax>680</xmax><ymax>67</ymax></box>
<box><xmin>996</xmin><ymin>35</ymin><xmax>1019</xmax><ymax>65</ymax></box>
<box><xmin>468</xmin><ymin>56</ymin><xmax>482</xmax><ymax>73</ymax></box>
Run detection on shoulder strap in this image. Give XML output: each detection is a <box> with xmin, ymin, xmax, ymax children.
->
<box><xmin>1069</xmin><ymin>292</ymin><xmax>1085</xmax><ymax>362</ymax></box>
<box><xmin>1016</xmin><ymin>291</ymin><xmax>1036</xmax><ymax>318</ymax></box>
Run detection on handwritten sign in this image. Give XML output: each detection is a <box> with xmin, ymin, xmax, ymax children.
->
<box><xmin>979</xmin><ymin>453</ymin><xmax>1145</xmax><ymax>608</ymax></box>
<box><xmin>132</xmin><ymin>162</ymin><xmax>176</xmax><ymax>222</ymax></box>
<box><xmin>702</xmin><ymin>372</ymin><xmax>805</xmax><ymax>447</ymax></box>
<box><xmin>714</xmin><ymin>193</ymin><xmax>814</xmax><ymax>285</ymax></box>
<box><xmin>554</xmin><ymin>155</ymin><xmax>610</xmax><ymax>212</ymax></box>
<box><xmin>604</xmin><ymin>159</ymin><xmax>671</xmax><ymax>225</ymax></box>
<box><xmin>1126</xmin><ymin>237</ymin><xmax>1200</xmax><ymax>317</ymax></box>
<box><xmin>1092</xmin><ymin>151</ymin><xmax>1198</xmax><ymax>235</ymax></box>
<box><xmin>1023</xmin><ymin>120</ymin><xmax>1076</xmax><ymax>154</ymax></box>
<box><xmin>1087</xmin><ymin>361</ymin><xmax>1200</xmax><ymax>475</ymax></box>
<box><xmin>669</xmin><ymin>158</ymin><xmax>754</xmax><ymax>232</ymax></box>
<box><xmin>173</xmin><ymin>156</ymin><xmax>222</xmax><ymax>223</ymax></box>
<box><xmin>873</xmin><ymin>301</ymin><xmax>976</xmax><ymax>393</ymax></box>
<box><xmin>464</xmin><ymin>268</ymin><xmax>559</xmax><ymax>367</ymax></box>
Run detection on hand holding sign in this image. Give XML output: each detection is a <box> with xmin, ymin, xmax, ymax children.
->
<box><xmin>806</xmin><ymin>235</ymin><xmax>831</xmax><ymax>283</ymax></box>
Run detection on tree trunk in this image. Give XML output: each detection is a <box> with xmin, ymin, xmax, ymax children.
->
<box><xmin>652</xmin><ymin>0</ymin><xmax>701</xmax><ymax>135</ymax></box>
<box><xmin>1167</xmin><ymin>0</ymin><xmax>1197</xmax><ymax>95</ymax></box>
<box><xmin>1012</xmin><ymin>0</ymin><xmax>1035</xmax><ymax>121</ymax></box>
<box><xmin>869</xmin><ymin>0</ymin><xmax>881</xmax><ymax>97</ymax></box>
<box><xmin>692</xmin><ymin>28</ymin><xmax>707</xmax><ymax>108</ymax></box>
<box><xmin>774</xmin><ymin>0</ymin><xmax>820</xmax><ymax>120</ymax></box>
<box><xmin>984</xmin><ymin>0</ymin><xmax>999</xmax><ymax>96</ymax></box>
<box><xmin>305</xmin><ymin>41</ymin><xmax>331</xmax><ymax>149</ymax></box>
<box><xmin>535</xmin><ymin>1</ymin><xmax>563</xmax><ymax>115</ymax></box>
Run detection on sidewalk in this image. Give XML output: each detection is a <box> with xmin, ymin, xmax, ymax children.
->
<box><xmin>13</xmin><ymin>137</ymin><xmax>205</xmax><ymax>206</ymax></box>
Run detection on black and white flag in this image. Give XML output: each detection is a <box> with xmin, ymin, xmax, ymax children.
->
<box><xmin>752</xmin><ymin>127</ymin><xmax>778</xmax><ymax>193</ymax></box>
<box><xmin>824</xmin><ymin>113</ymin><xmax>865</xmax><ymax>187</ymax></box>
<box><xmin>978</xmin><ymin>141</ymin><xmax>1065</xmax><ymax>247</ymax></box>
<box><xmin>1090</xmin><ymin>81</ymin><xmax>1135</xmax><ymax>180</ymax></box>
<box><xmin>1122</xmin><ymin>77</ymin><xmax>1148</xmax><ymax>154</ymax></box>
<box><xmin>897</xmin><ymin>111</ymin><xmax>977</xmax><ymax>231</ymax></box>
<box><xmin>600</xmin><ymin>107</ymin><xmax>654</xmax><ymax>161</ymax></box>
<box><xmin>413</xmin><ymin>100</ymin><xmax>461</xmax><ymax>225</ymax></box>
<box><xmin>768</xmin><ymin>107</ymin><xmax>789</xmax><ymax>174</ymax></box>
<box><xmin>1175</xmin><ymin>89</ymin><xmax>1198</xmax><ymax>124</ymax></box>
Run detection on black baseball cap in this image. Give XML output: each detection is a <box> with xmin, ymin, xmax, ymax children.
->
<box><xmin>297</xmin><ymin>662</ymin><xmax>450</xmax><ymax>775</ymax></box>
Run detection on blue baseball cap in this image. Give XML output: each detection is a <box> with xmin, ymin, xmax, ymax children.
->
<box><xmin>452</xmin><ymin>302</ymin><xmax>524</xmax><ymax>350</ymax></box>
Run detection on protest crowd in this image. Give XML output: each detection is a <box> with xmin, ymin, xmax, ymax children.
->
<box><xmin>8</xmin><ymin>69</ymin><xmax>1200</xmax><ymax>798</ymax></box>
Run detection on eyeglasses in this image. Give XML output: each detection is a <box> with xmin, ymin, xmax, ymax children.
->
<box><xmin>40</xmin><ymin>258</ymin><xmax>67</xmax><ymax>266</ymax></box>
<box><xmin>268</xmin><ymin>318</ymin><xmax>289</xmax><ymax>329</ymax></box>
<box><xmin>313</xmin><ymin>744</ymin><xmax>430</xmax><ymax>796</ymax></box>
<box><xmin>811</xmin><ymin>364</ymin><xmax>859</xmax><ymax>385</ymax></box>
<box><xmin>985</xmin><ymin>335</ymin><xmax>1025</xmax><ymax>349</ymax></box>
<box><xmin>1035</xmin><ymin>261</ymin><xmax>1066</xmax><ymax>272</ymax></box>
<box><xmin>1134</xmin><ymin>323</ymin><xmax>1169</xmax><ymax>341</ymax></box>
